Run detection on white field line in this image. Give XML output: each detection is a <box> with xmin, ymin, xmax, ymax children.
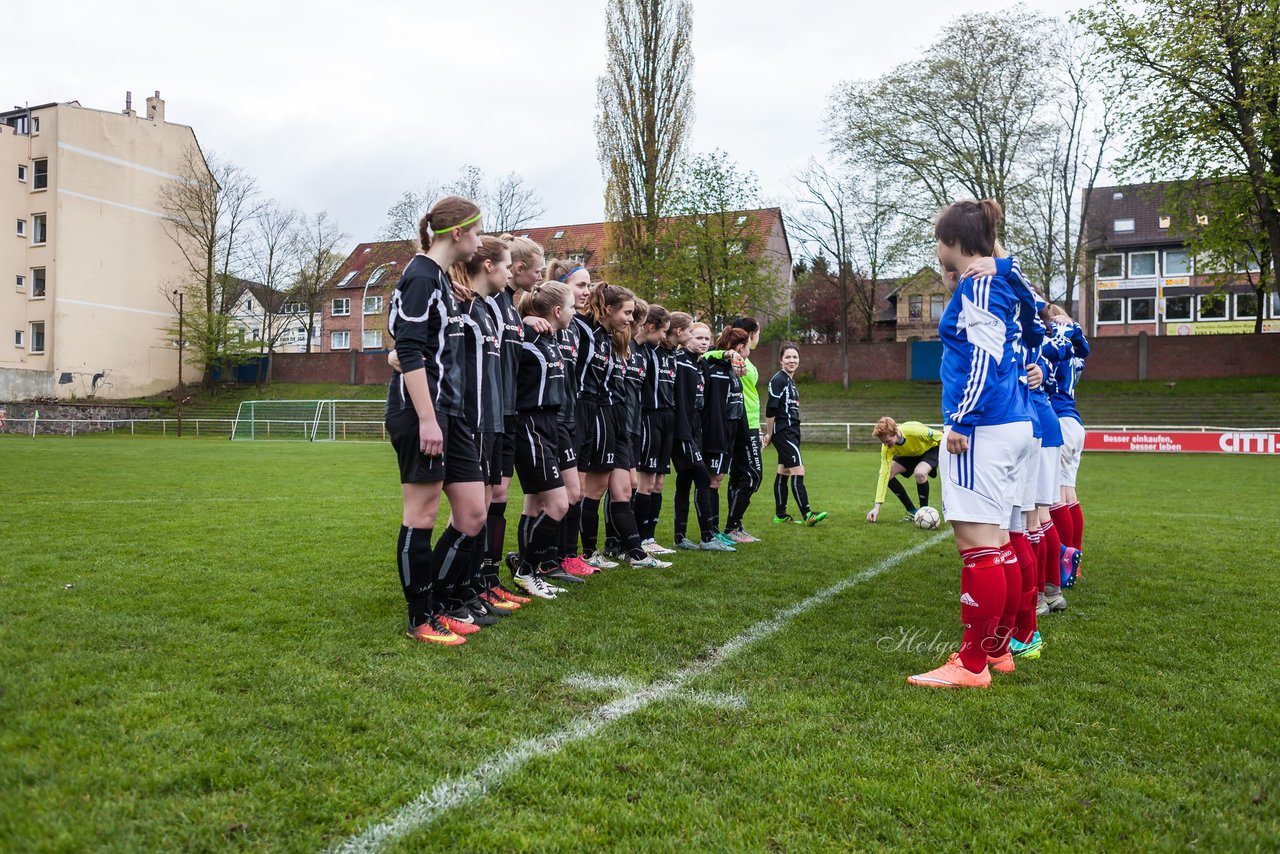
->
<box><xmin>328</xmin><ymin>530</ymin><xmax>952</xmax><ymax>854</ymax></box>
<box><xmin>563</xmin><ymin>673</ymin><xmax>747</xmax><ymax>710</ymax></box>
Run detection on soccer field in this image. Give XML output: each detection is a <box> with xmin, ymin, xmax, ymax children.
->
<box><xmin>2</xmin><ymin>438</ymin><xmax>1278</xmax><ymax>851</ymax></box>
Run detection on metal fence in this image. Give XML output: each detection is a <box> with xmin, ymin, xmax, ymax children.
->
<box><xmin>2</xmin><ymin>418</ymin><xmax>1270</xmax><ymax>448</ymax></box>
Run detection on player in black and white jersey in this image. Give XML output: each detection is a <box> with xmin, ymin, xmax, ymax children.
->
<box><xmin>764</xmin><ymin>343</ymin><xmax>827</xmax><ymax>526</ymax></box>
<box><xmin>506</xmin><ymin>282</ymin><xmax>578</xmax><ymax>600</ymax></box>
<box><xmin>671</xmin><ymin>321</ymin><xmax>734</xmax><ymax>552</ymax></box>
<box><xmin>575</xmin><ymin>282</ymin><xmax>670</xmax><ymax>569</ymax></box>
<box><xmin>701</xmin><ymin>326</ymin><xmax>750</xmax><ymax>549</ymax></box>
<box><xmin>635</xmin><ymin>305</ymin><xmax>676</xmax><ymax>554</ymax></box>
<box><xmin>482</xmin><ymin>235</ymin><xmax>546</xmax><ymax>604</ymax></box>
<box><xmin>384</xmin><ymin>196</ymin><xmax>488</xmax><ymax>647</ymax></box>
<box><xmin>544</xmin><ymin>259</ymin><xmax>596</xmax><ymax>580</ymax></box>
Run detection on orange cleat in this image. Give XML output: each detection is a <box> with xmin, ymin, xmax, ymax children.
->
<box><xmin>437</xmin><ymin>614</ymin><xmax>482</xmax><ymax>636</ymax></box>
<box><xmin>406</xmin><ymin>618</ymin><xmax>466</xmax><ymax>647</ymax></box>
<box><xmin>987</xmin><ymin>652</ymin><xmax>1016</xmax><ymax>674</ymax></box>
<box><xmin>481</xmin><ymin>590</ymin><xmax>520</xmax><ymax>612</ymax></box>
<box><xmin>907</xmin><ymin>653</ymin><xmax>992</xmax><ymax>688</ymax></box>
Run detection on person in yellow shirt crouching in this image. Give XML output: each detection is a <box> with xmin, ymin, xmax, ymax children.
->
<box><xmin>866</xmin><ymin>416</ymin><xmax>941</xmax><ymax>523</ymax></box>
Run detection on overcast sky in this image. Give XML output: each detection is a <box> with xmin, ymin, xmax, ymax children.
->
<box><xmin>10</xmin><ymin>0</ymin><xmax>1083</xmax><ymax>250</ymax></box>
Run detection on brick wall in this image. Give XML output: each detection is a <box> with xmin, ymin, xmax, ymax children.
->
<box><xmin>268</xmin><ymin>333</ymin><xmax>1279</xmax><ymax>387</ymax></box>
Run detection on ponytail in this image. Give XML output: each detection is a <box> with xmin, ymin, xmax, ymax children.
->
<box><xmin>517</xmin><ymin>280</ymin><xmax>572</xmax><ymax>319</ymax></box>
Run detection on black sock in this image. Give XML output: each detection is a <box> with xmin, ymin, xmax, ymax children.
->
<box><xmin>603</xmin><ymin>497</ymin><xmax>620</xmax><ymax>552</ymax></box>
<box><xmin>633</xmin><ymin>492</ymin><xmax>653</xmax><ymax>541</ymax></box>
<box><xmin>709</xmin><ymin>486</ymin><xmax>721</xmax><ymax>532</ymax></box>
<box><xmin>888</xmin><ymin>478</ymin><xmax>917</xmax><ymax>515</ymax></box>
<box><xmin>674</xmin><ymin>472</ymin><xmax>691</xmax><ymax>542</ymax></box>
<box><xmin>517</xmin><ymin>513</ymin><xmax>533</xmax><ymax>558</ymax></box>
<box><xmin>650</xmin><ymin>492</ymin><xmax>664</xmax><ymax>541</ymax></box>
<box><xmin>774</xmin><ymin>473</ymin><xmax>789</xmax><ymax>517</ymax></box>
<box><xmin>430</xmin><ymin>525</ymin><xmax>469</xmax><ymax>611</ymax></box>
<box><xmin>917</xmin><ymin>479</ymin><xmax>930</xmax><ymax>508</ymax></box>
<box><xmin>559</xmin><ymin>499</ymin><xmax>582</xmax><ymax>558</ymax></box>
<box><xmin>469</xmin><ymin>521</ymin><xmax>489</xmax><ymax>595</ymax></box>
<box><xmin>531</xmin><ymin>513</ymin><xmax>562</xmax><ymax>570</ymax></box>
<box><xmin>791</xmin><ymin>475</ymin><xmax>811</xmax><ymax>517</ymax></box>
<box><xmin>580</xmin><ymin>496</ymin><xmax>601</xmax><ymax>554</ymax></box>
<box><xmin>725</xmin><ymin>487</ymin><xmax>748</xmax><ymax>532</ymax></box>
<box><xmin>609</xmin><ymin>500</ymin><xmax>645</xmax><ymax>560</ymax></box>
<box><xmin>518</xmin><ymin>513</ymin><xmax>541</xmax><ymax>569</ymax></box>
<box><xmin>486</xmin><ymin>501</ymin><xmax>507</xmax><ymax>563</ymax></box>
<box><xmin>399</xmin><ymin>525</ymin><xmax>435</xmax><ymax>626</ymax></box>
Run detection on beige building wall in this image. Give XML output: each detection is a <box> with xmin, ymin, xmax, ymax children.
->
<box><xmin>0</xmin><ymin>95</ymin><xmax>205</xmax><ymax>400</ymax></box>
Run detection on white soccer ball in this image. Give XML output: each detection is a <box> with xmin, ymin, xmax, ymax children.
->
<box><xmin>914</xmin><ymin>507</ymin><xmax>941</xmax><ymax>530</ymax></box>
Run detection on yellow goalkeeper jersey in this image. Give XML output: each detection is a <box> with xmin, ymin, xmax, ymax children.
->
<box><xmin>875</xmin><ymin>421</ymin><xmax>941</xmax><ymax>504</ymax></box>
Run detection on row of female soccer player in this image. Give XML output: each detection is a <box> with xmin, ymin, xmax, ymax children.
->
<box><xmin>384</xmin><ymin>195</ymin><xmax>825</xmax><ymax>646</ymax></box>
<box><xmin>906</xmin><ymin>198</ymin><xmax>1091</xmax><ymax>689</ymax></box>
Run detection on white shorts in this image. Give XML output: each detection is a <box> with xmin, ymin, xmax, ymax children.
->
<box><xmin>1036</xmin><ymin>444</ymin><xmax>1061</xmax><ymax>506</ymax></box>
<box><xmin>1015</xmin><ymin>436</ymin><xmax>1041</xmax><ymax>511</ymax></box>
<box><xmin>940</xmin><ymin>421</ymin><xmax>1035</xmax><ymax>528</ymax></box>
<box><xmin>1059</xmin><ymin>417</ymin><xmax>1085</xmax><ymax>488</ymax></box>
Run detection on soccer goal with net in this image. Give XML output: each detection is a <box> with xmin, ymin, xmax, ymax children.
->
<box><xmin>230</xmin><ymin>400</ymin><xmax>387</xmax><ymax>441</ymax></box>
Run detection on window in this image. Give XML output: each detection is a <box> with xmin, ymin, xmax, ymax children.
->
<box><xmin>31</xmin><ymin>267</ymin><xmax>45</xmax><ymax>298</ymax></box>
<box><xmin>908</xmin><ymin>295</ymin><xmax>923</xmax><ymax>319</ymax></box>
<box><xmin>1164</xmin><ymin>296</ymin><xmax>1192</xmax><ymax>320</ymax></box>
<box><xmin>250</xmin><ymin>326</ymin><xmax>261</xmax><ymax>339</ymax></box>
<box><xmin>32</xmin><ymin>159</ymin><xmax>47</xmax><ymax>191</ymax></box>
<box><xmin>553</xmin><ymin>230</ymin><xmax>566</xmax><ymax>239</ymax></box>
<box><xmin>1097</xmin><ymin>299</ymin><xmax>1124</xmax><ymax>323</ymax></box>
<box><xmin>1129</xmin><ymin>298</ymin><xmax>1156</xmax><ymax>322</ymax></box>
<box><xmin>281</xmin><ymin>302</ymin><xmax>303</xmax><ymax>315</ymax></box>
<box><xmin>363</xmin><ymin>295</ymin><xmax>383</xmax><ymax>315</ymax></box>
<box><xmin>331</xmin><ymin>298</ymin><xmax>350</xmax><ymax>316</ymax></box>
<box><xmin>16</xmin><ymin>164</ymin><xmax>27</xmax><ymax>182</ymax></box>
<box><xmin>31</xmin><ymin>117</ymin><xmax>40</xmax><ymax>134</ymax></box>
<box><xmin>1158</xmin><ymin>215</ymin><xmax>1171</xmax><ymax>229</ymax></box>
<box><xmin>16</xmin><ymin>218</ymin><xmax>25</xmax><ymax>237</ymax></box>
<box><xmin>29</xmin><ymin>321</ymin><xmax>45</xmax><ymax>353</ymax></box>
<box><xmin>15</xmin><ymin>274</ymin><xmax>24</xmax><ymax>290</ymax></box>
<box><xmin>31</xmin><ymin>213</ymin><xmax>46</xmax><ymax>244</ymax></box>
<box><xmin>1235</xmin><ymin>293</ymin><xmax>1259</xmax><ymax>319</ymax></box>
<box><xmin>1164</xmin><ymin>250</ymin><xmax>1192</xmax><ymax>276</ymax></box>
<box><xmin>331</xmin><ymin>331</ymin><xmax>350</xmax><ymax>350</ymax></box>
<box><xmin>1197</xmin><ymin>293</ymin><xmax>1227</xmax><ymax>320</ymax></box>
<box><xmin>1272</xmin><ymin>292</ymin><xmax>1280</xmax><ymax>319</ymax></box>
<box><xmin>930</xmin><ymin>294</ymin><xmax>945</xmax><ymax>317</ymax></box>
<box><xmin>1096</xmin><ymin>254</ymin><xmax>1124</xmax><ymax>278</ymax></box>
<box><xmin>14</xmin><ymin>329</ymin><xmax>23</xmax><ymax>348</ymax></box>
<box><xmin>1112</xmin><ymin>191</ymin><xmax>1124</xmax><ymax>200</ymax></box>
<box><xmin>1114</xmin><ymin>218</ymin><xmax>1135</xmax><ymax>233</ymax></box>
<box><xmin>1196</xmin><ymin>215</ymin><xmax>1209</xmax><ymax>225</ymax></box>
<box><xmin>363</xmin><ymin>329</ymin><xmax>383</xmax><ymax>349</ymax></box>
<box><xmin>1129</xmin><ymin>251</ymin><xmax>1157</xmax><ymax>278</ymax></box>
<box><xmin>336</xmin><ymin>270</ymin><xmax>357</xmax><ymax>288</ymax></box>
<box><xmin>367</xmin><ymin>266</ymin><xmax>390</xmax><ymax>286</ymax></box>
<box><xmin>1235</xmin><ymin>255</ymin><xmax>1262</xmax><ymax>273</ymax></box>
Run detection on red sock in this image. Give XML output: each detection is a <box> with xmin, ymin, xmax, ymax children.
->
<box><xmin>1012</xmin><ymin>531</ymin><xmax>1038</xmax><ymax>643</ymax></box>
<box><xmin>1068</xmin><ymin>502</ymin><xmax>1084</xmax><ymax>551</ymax></box>
<box><xmin>959</xmin><ymin>547</ymin><xmax>1006</xmax><ymax>673</ymax></box>
<box><xmin>1049</xmin><ymin>504</ymin><xmax>1074</xmax><ymax>553</ymax></box>
<box><xmin>1041</xmin><ymin>520</ymin><xmax>1062</xmax><ymax>589</ymax></box>
<box><xmin>995</xmin><ymin>544</ymin><xmax>1020</xmax><ymax>656</ymax></box>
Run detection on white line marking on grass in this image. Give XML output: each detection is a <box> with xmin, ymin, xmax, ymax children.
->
<box><xmin>329</xmin><ymin>530</ymin><xmax>952</xmax><ymax>854</ymax></box>
<box><xmin>563</xmin><ymin>673</ymin><xmax>747</xmax><ymax>710</ymax></box>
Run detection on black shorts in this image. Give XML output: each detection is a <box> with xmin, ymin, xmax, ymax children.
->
<box><xmin>896</xmin><ymin>447</ymin><xmax>940</xmax><ymax>476</ymax></box>
<box><xmin>773</xmin><ymin>426</ymin><xmax>804</xmax><ymax>469</ymax></box>
<box><xmin>387</xmin><ymin>410</ymin><xmax>485</xmax><ymax>485</ymax></box>
<box><xmin>514</xmin><ymin>411</ymin><xmax>565</xmax><ymax>494</ymax></box>
<box><xmin>576</xmin><ymin>402</ymin><xmax>618</xmax><ymax>473</ymax></box>
<box><xmin>705</xmin><ymin>450</ymin><xmax>731</xmax><ymax>476</ymax></box>
<box><xmin>558</xmin><ymin>421</ymin><xmax>578</xmax><ymax>471</ymax></box>
<box><xmin>671</xmin><ymin>435</ymin><xmax>705</xmax><ymax>472</ymax></box>
<box><xmin>638</xmin><ymin>409</ymin><xmax>675</xmax><ymax>474</ymax></box>
<box><xmin>480</xmin><ymin>431</ymin><xmax>499</xmax><ymax>486</ymax></box>
<box><xmin>489</xmin><ymin>416</ymin><xmax>517</xmax><ymax>481</ymax></box>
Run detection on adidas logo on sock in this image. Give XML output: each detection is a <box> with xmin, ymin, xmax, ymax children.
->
<box><xmin>960</xmin><ymin>592</ymin><xmax>980</xmax><ymax>607</ymax></box>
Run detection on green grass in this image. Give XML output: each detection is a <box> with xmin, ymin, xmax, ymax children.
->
<box><xmin>2</xmin><ymin>439</ymin><xmax>1278</xmax><ymax>851</ymax></box>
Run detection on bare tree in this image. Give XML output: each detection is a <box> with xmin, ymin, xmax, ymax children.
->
<box><xmin>787</xmin><ymin>160</ymin><xmax>911</xmax><ymax>388</ymax></box>
<box><xmin>377</xmin><ymin>185</ymin><xmax>440</xmax><ymax>242</ymax></box>
<box><xmin>293</xmin><ymin>211</ymin><xmax>349</xmax><ymax>353</ymax></box>
<box><xmin>246</xmin><ymin>201</ymin><xmax>301</xmax><ymax>383</ymax></box>
<box><xmin>596</xmin><ymin>0</ymin><xmax>695</xmax><ymax>290</ymax></box>
<box><xmin>828</xmin><ymin>9</ymin><xmax>1055</xmax><ymax>232</ymax></box>
<box><xmin>158</xmin><ymin>147</ymin><xmax>263</xmax><ymax>387</ymax></box>
<box><xmin>488</xmin><ymin>171</ymin><xmax>545</xmax><ymax>233</ymax></box>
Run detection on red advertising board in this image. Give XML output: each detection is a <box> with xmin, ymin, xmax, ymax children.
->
<box><xmin>1086</xmin><ymin>430</ymin><xmax>1280</xmax><ymax>455</ymax></box>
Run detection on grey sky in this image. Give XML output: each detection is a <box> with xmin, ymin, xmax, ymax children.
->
<box><xmin>9</xmin><ymin>0</ymin><xmax>1082</xmax><ymax>250</ymax></box>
